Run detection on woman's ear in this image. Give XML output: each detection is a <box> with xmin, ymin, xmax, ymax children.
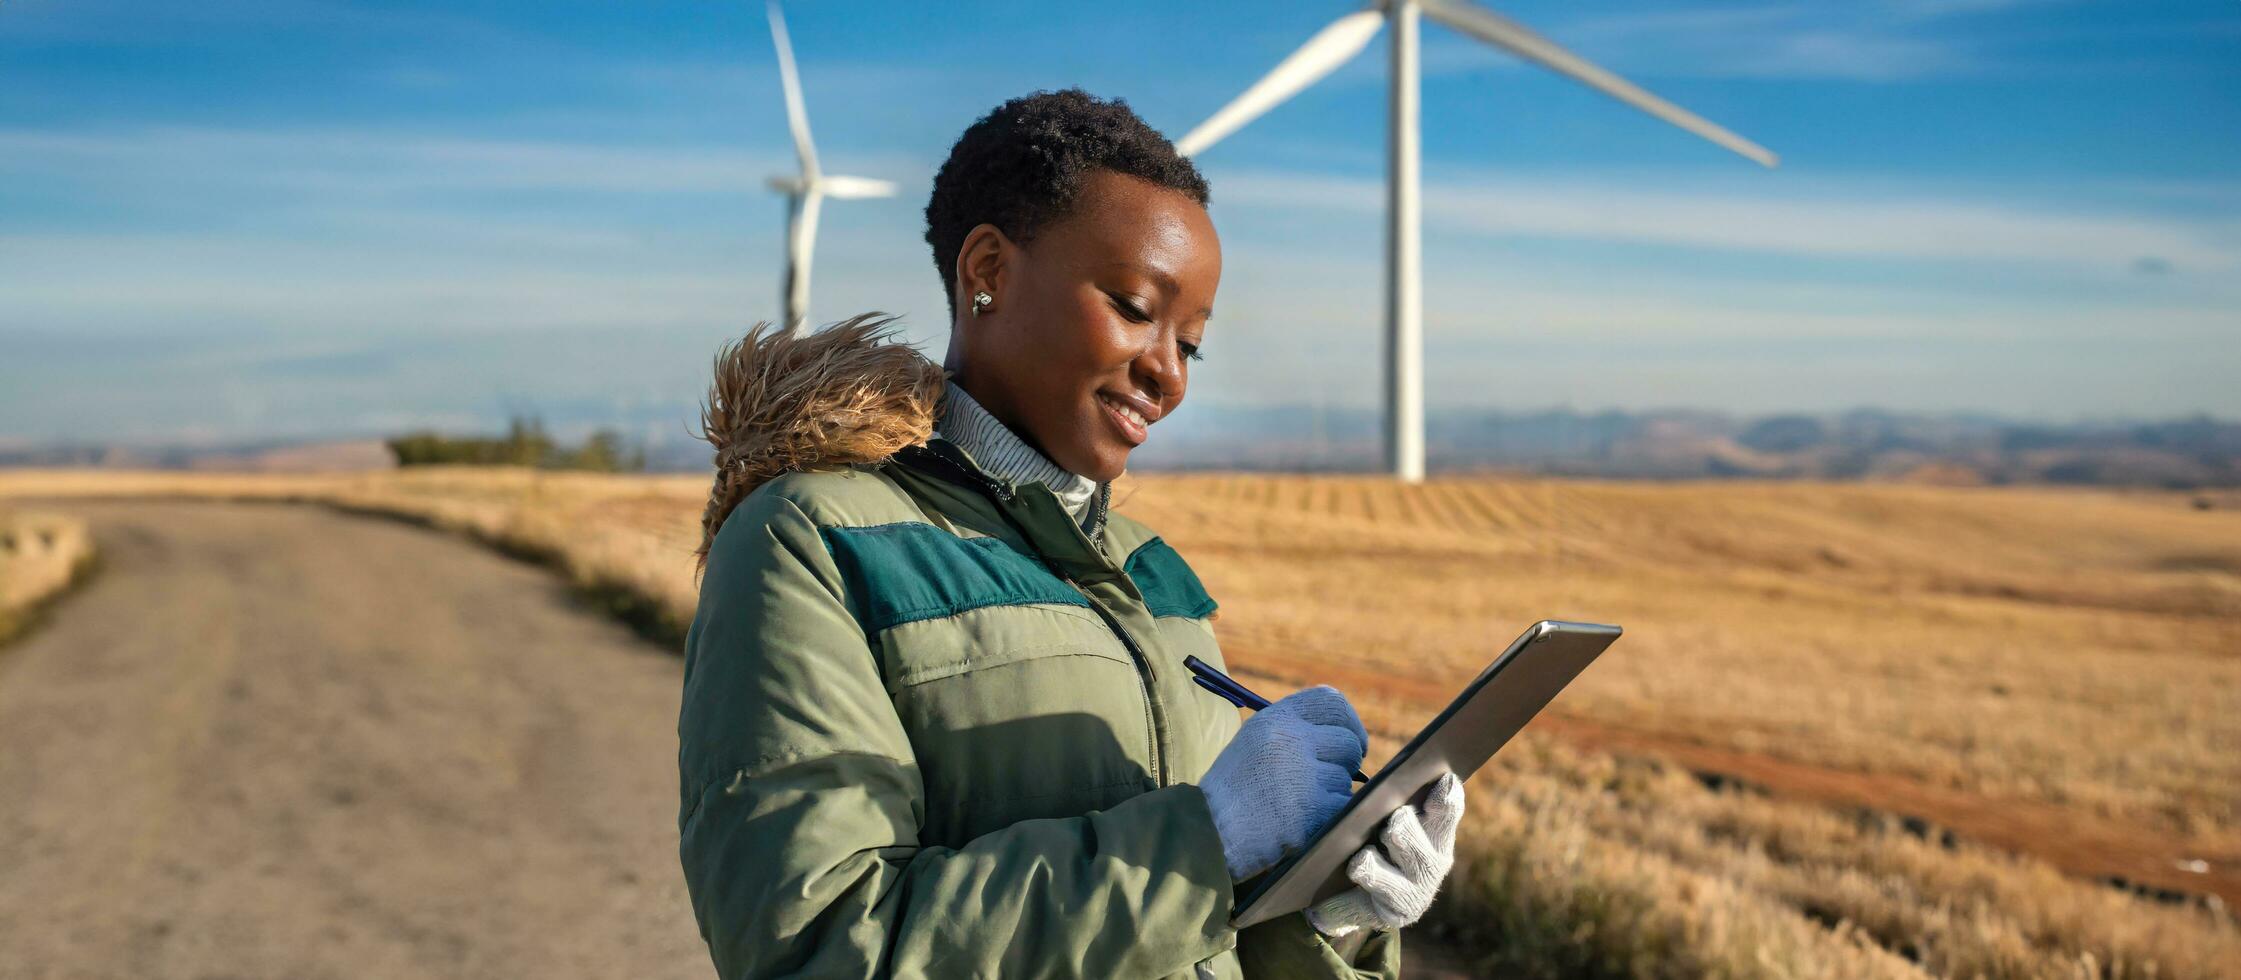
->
<box><xmin>955</xmin><ymin>222</ymin><xmax>1011</xmax><ymax>314</ymax></box>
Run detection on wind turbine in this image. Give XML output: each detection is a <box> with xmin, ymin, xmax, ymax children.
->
<box><xmin>1173</xmin><ymin>0</ymin><xmax>1777</xmax><ymax>481</ymax></box>
<box><xmin>764</xmin><ymin>0</ymin><xmax>897</xmax><ymax>335</ymax></box>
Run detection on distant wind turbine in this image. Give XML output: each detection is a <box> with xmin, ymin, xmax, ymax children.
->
<box><xmin>1174</xmin><ymin>0</ymin><xmax>1778</xmax><ymax>481</ymax></box>
<box><xmin>765</xmin><ymin>0</ymin><xmax>897</xmax><ymax>335</ymax></box>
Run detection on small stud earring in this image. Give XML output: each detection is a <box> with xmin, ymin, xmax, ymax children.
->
<box><xmin>971</xmin><ymin>290</ymin><xmax>993</xmax><ymax>316</ymax></box>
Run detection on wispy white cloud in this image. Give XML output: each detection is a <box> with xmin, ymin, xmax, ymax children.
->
<box><xmin>1212</xmin><ymin>168</ymin><xmax>2241</xmax><ymax>274</ymax></box>
<box><xmin>1182</xmin><ymin>160</ymin><xmax>2241</xmax><ymax>416</ymax></box>
<box><xmin>3</xmin><ymin>112</ymin><xmax>2235</xmax><ymax>438</ymax></box>
<box><xmin>0</xmin><ymin>0</ymin><xmax>534</xmax><ymax>49</ymax></box>
<box><xmin>1885</xmin><ymin>0</ymin><xmax>2067</xmax><ymax>23</ymax></box>
<box><xmin>0</xmin><ymin>126</ymin><xmax>820</xmax><ymax>196</ymax></box>
<box><xmin>1193</xmin><ymin>243</ymin><xmax>2240</xmax><ymax>415</ymax></box>
<box><xmin>1550</xmin><ymin>4</ymin><xmax>1989</xmax><ymax>82</ymax></box>
<box><xmin>1214</xmin><ymin>1</ymin><xmax>2054</xmax><ymax>91</ymax></box>
<box><xmin>0</xmin><ymin>229</ymin><xmax>751</xmax><ymax>332</ymax></box>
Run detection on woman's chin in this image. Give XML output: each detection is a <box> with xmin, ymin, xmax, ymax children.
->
<box><xmin>1079</xmin><ymin>446</ymin><xmax>1129</xmax><ymax>484</ymax></box>
<box><xmin>1058</xmin><ymin>425</ymin><xmax>1133</xmax><ymax>482</ymax></box>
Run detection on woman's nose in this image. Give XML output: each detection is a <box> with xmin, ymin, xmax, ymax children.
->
<box><xmin>1135</xmin><ymin>333</ymin><xmax>1186</xmax><ymax>402</ymax></box>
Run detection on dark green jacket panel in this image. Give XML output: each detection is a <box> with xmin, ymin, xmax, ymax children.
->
<box><xmin>1122</xmin><ymin>536</ymin><xmax>1220</xmax><ymax>619</ymax></box>
<box><xmin>822</xmin><ymin>521</ymin><xmax>1091</xmax><ymax>633</ymax></box>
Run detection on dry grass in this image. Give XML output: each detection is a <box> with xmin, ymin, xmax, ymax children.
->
<box><xmin>1417</xmin><ymin>733</ymin><xmax>2239</xmax><ymax>978</ymax></box>
<box><xmin>5</xmin><ymin>466</ymin><xmax>2237</xmax><ymax>976</ymax></box>
<box><xmin>1117</xmin><ymin>475</ymin><xmax>2240</xmax><ymax>844</ymax></box>
<box><xmin>0</xmin><ymin>468</ymin><xmax>708</xmax><ymax>640</ymax></box>
<box><xmin>1119</xmin><ymin>474</ymin><xmax>2241</xmax><ymax>978</ymax></box>
<box><xmin>0</xmin><ymin>507</ymin><xmax>96</xmax><ymax>642</ymax></box>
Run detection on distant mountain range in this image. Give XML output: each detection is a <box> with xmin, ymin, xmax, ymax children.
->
<box><xmin>4</xmin><ymin>409</ymin><xmax>2236</xmax><ymax>489</ymax></box>
<box><xmin>1128</xmin><ymin>406</ymin><xmax>2241</xmax><ymax>488</ymax></box>
<box><xmin>0</xmin><ymin>438</ymin><xmax>398</xmax><ymax>473</ymax></box>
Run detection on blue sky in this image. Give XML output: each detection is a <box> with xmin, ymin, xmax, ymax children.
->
<box><xmin>2</xmin><ymin>0</ymin><xmax>2237</xmax><ymax>446</ymax></box>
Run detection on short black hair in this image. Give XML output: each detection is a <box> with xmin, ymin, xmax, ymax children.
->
<box><xmin>924</xmin><ymin>87</ymin><xmax>1210</xmax><ymax>320</ymax></box>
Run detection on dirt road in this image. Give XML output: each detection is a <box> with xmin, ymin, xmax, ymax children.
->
<box><xmin>0</xmin><ymin>501</ymin><xmax>1477</xmax><ymax>979</ymax></box>
<box><xmin>0</xmin><ymin>501</ymin><xmax>709</xmax><ymax>979</ymax></box>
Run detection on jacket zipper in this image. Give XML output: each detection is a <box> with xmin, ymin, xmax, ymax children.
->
<box><xmin>895</xmin><ymin>442</ymin><xmax>1169</xmax><ymax>786</ymax></box>
<box><xmin>1061</xmin><ymin>573</ymin><xmax>1166</xmax><ymax>787</ymax></box>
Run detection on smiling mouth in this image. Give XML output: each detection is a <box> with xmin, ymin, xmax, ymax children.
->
<box><xmin>1097</xmin><ymin>393</ymin><xmax>1150</xmax><ymax>446</ymax></box>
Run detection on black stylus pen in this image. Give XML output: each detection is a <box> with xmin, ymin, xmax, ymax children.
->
<box><xmin>1183</xmin><ymin>655</ymin><xmax>1371</xmax><ymax>783</ymax></box>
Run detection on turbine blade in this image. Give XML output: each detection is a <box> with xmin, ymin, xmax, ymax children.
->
<box><xmin>1175</xmin><ymin>8</ymin><xmax>1385</xmax><ymax>157</ymax></box>
<box><xmin>817</xmin><ymin>175</ymin><xmax>899</xmax><ymax>199</ymax></box>
<box><xmin>1420</xmin><ymin>0</ymin><xmax>1777</xmax><ymax>167</ymax></box>
<box><xmin>766</xmin><ymin>0</ymin><xmax>819</xmax><ymax>176</ymax></box>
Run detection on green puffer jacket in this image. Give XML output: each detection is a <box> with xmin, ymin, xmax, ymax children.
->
<box><xmin>677</xmin><ymin>319</ymin><xmax>1402</xmax><ymax>979</ymax></box>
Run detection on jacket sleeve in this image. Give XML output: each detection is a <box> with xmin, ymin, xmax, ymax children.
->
<box><xmin>678</xmin><ymin>490</ymin><xmax>1240</xmax><ymax>979</ymax></box>
<box><xmin>1236</xmin><ymin>911</ymin><xmax>1402</xmax><ymax>979</ymax></box>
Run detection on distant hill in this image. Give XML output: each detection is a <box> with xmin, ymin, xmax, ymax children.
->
<box><xmin>1130</xmin><ymin>407</ymin><xmax>2241</xmax><ymax>488</ymax></box>
<box><xmin>0</xmin><ymin>439</ymin><xmax>395</xmax><ymax>473</ymax></box>
<box><xmin>5</xmin><ymin>410</ymin><xmax>2235</xmax><ymax>488</ymax></box>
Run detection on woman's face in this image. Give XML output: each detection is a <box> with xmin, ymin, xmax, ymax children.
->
<box><xmin>949</xmin><ymin>169</ymin><xmax>1222</xmax><ymax>484</ymax></box>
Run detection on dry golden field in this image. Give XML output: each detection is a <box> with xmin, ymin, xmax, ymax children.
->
<box><xmin>4</xmin><ymin>467</ymin><xmax>2236</xmax><ymax>978</ymax></box>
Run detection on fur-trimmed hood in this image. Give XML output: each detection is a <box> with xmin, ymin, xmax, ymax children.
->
<box><xmin>694</xmin><ymin>312</ymin><xmax>948</xmax><ymax>569</ymax></box>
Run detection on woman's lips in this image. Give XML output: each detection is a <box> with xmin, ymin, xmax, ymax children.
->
<box><xmin>1097</xmin><ymin>393</ymin><xmax>1148</xmax><ymax>446</ymax></box>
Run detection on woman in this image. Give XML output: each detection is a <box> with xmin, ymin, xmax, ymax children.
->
<box><xmin>679</xmin><ymin>88</ymin><xmax>1464</xmax><ymax>979</ymax></box>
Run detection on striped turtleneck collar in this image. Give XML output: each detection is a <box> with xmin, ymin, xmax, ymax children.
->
<box><xmin>932</xmin><ymin>377</ymin><xmax>1111</xmax><ymax>536</ymax></box>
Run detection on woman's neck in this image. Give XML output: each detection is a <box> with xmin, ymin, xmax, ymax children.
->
<box><xmin>935</xmin><ymin>377</ymin><xmax>1103</xmax><ymax>530</ymax></box>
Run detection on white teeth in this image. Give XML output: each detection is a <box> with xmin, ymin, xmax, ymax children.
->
<box><xmin>1103</xmin><ymin>395</ymin><xmax>1147</xmax><ymax>428</ymax></box>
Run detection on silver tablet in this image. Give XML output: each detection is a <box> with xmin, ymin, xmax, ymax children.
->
<box><xmin>1229</xmin><ymin>620</ymin><xmax>1622</xmax><ymax>928</ymax></box>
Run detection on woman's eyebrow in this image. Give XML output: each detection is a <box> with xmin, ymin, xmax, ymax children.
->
<box><xmin>1107</xmin><ymin>263</ymin><xmax>1210</xmax><ymax>318</ymax></box>
<box><xmin>1106</xmin><ymin>262</ymin><xmax>1179</xmax><ymax>294</ymax></box>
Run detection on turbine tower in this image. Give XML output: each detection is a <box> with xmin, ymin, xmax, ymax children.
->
<box><xmin>1174</xmin><ymin>0</ymin><xmax>1777</xmax><ymax>481</ymax></box>
<box><xmin>765</xmin><ymin>0</ymin><xmax>897</xmax><ymax>335</ymax></box>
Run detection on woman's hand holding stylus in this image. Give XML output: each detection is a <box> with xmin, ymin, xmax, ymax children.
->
<box><xmin>1305</xmin><ymin>771</ymin><xmax>1466</xmax><ymax>938</ymax></box>
<box><xmin>1197</xmin><ymin>685</ymin><xmax>1369</xmax><ymax>882</ymax></box>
